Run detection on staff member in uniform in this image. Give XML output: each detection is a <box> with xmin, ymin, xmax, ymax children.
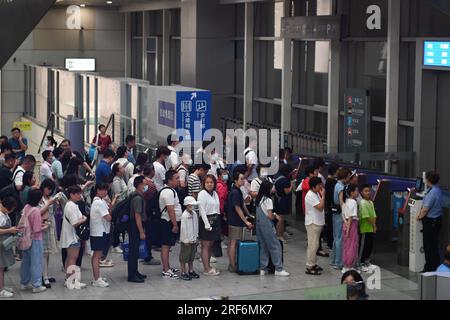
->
<box><xmin>417</xmin><ymin>171</ymin><xmax>443</xmax><ymax>272</ymax></box>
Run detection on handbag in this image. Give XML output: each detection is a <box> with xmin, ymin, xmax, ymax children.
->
<box><xmin>65</xmin><ymin>215</ymin><xmax>90</xmax><ymax>241</ymax></box>
<box><xmin>1</xmin><ymin>233</ymin><xmax>22</xmax><ymax>251</ymax></box>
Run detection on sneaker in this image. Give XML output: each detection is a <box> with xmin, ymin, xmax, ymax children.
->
<box><xmin>313</xmin><ymin>265</ymin><xmax>323</xmax><ymax>272</ymax></box>
<box><xmin>278</xmin><ymin>237</ymin><xmax>287</xmax><ymax>243</ymax></box>
<box><xmin>0</xmin><ymin>289</ymin><xmax>14</xmax><ymax>298</ymax></box>
<box><xmin>32</xmin><ymin>286</ymin><xmax>47</xmax><ymax>294</ymax></box>
<box><xmin>162</xmin><ymin>270</ymin><xmax>179</xmax><ymax>279</ymax></box>
<box><xmin>274</xmin><ymin>270</ymin><xmax>290</xmax><ymax>277</ymax></box>
<box><xmin>92</xmin><ymin>278</ymin><xmax>110</xmax><ymax>288</ymax></box>
<box><xmin>341</xmin><ymin>267</ymin><xmax>350</xmax><ymax>274</ymax></box>
<box><xmin>203</xmin><ymin>268</ymin><xmax>220</xmax><ymax>276</ymax></box>
<box><xmin>169</xmin><ymin>267</ymin><xmax>179</xmax><ymax>274</ymax></box>
<box><xmin>43</xmin><ymin>278</ymin><xmax>51</xmax><ymax>289</ymax></box>
<box><xmin>3</xmin><ymin>287</ymin><xmax>13</xmax><ymax>293</ymax></box>
<box><xmin>20</xmin><ymin>284</ymin><xmax>33</xmax><ymax>291</ymax></box>
<box><xmin>260</xmin><ymin>270</ymin><xmax>267</xmax><ymax>276</ymax></box>
<box><xmin>189</xmin><ymin>271</ymin><xmax>200</xmax><ymax>279</ymax></box>
<box><xmin>210</xmin><ymin>256</ymin><xmax>218</xmax><ymax>263</ymax></box>
<box><xmin>180</xmin><ymin>273</ymin><xmax>192</xmax><ymax>281</ymax></box>
<box><xmin>99</xmin><ymin>259</ymin><xmax>114</xmax><ymax>268</ymax></box>
<box><xmin>112</xmin><ymin>246</ymin><xmax>123</xmax><ymax>254</ymax></box>
<box><xmin>221</xmin><ymin>243</ymin><xmax>228</xmax><ymax>249</ymax></box>
<box><xmin>142</xmin><ymin>258</ymin><xmax>161</xmax><ymax>266</ymax></box>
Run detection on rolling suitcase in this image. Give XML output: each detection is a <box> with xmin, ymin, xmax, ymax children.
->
<box><xmin>237</xmin><ymin>227</ymin><xmax>259</xmax><ymax>275</ymax></box>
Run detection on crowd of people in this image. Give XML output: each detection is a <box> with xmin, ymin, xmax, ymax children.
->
<box><xmin>0</xmin><ymin>126</ymin><xmax>448</xmax><ymax>300</ymax></box>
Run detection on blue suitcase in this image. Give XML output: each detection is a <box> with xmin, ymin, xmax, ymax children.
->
<box><xmin>237</xmin><ymin>241</ymin><xmax>259</xmax><ymax>275</ymax></box>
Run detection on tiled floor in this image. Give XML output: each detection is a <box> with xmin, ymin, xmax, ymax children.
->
<box><xmin>2</xmin><ymin>225</ymin><xmax>419</xmax><ymax>300</ymax></box>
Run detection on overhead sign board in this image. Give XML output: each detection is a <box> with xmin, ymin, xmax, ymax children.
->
<box><xmin>281</xmin><ymin>15</ymin><xmax>341</xmax><ymax>40</ymax></box>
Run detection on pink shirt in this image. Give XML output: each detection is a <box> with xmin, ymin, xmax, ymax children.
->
<box><xmin>24</xmin><ymin>205</ymin><xmax>44</xmax><ymax>240</ymax></box>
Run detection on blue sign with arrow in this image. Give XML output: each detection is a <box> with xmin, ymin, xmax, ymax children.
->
<box><xmin>176</xmin><ymin>91</ymin><xmax>211</xmax><ymax>141</ymax></box>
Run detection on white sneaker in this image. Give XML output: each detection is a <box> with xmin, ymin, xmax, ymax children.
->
<box><xmin>275</xmin><ymin>270</ymin><xmax>290</xmax><ymax>277</ymax></box>
<box><xmin>32</xmin><ymin>286</ymin><xmax>47</xmax><ymax>294</ymax></box>
<box><xmin>92</xmin><ymin>278</ymin><xmax>110</xmax><ymax>288</ymax></box>
<box><xmin>112</xmin><ymin>246</ymin><xmax>123</xmax><ymax>254</ymax></box>
<box><xmin>210</xmin><ymin>256</ymin><xmax>218</xmax><ymax>263</ymax></box>
<box><xmin>0</xmin><ymin>289</ymin><xmax>13</xmax><ymax>298</ymax></box>
<box><xmin>3</xmin><ymin>287</ymin><xmax>13</xmax><ymax>293</ymax></box>
<box><xmin>20</xmin><ymin>284</ymin><xmax>33</xmax><ymax>291</ymax></box>
<box><xmin>341</xmin><ymin>267</ymin><xmax>350</xmax><ymax>274</ymax></box>
<box><xmin>260</xmin><ymin>270</ymin><xmax>267</xmax><ymax>276</ymax></box>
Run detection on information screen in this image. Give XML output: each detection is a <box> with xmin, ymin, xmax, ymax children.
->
<box><xmin>424</xmin><ymin>41</ymin><xmax>450</xmax><ymax>68</ymax></box>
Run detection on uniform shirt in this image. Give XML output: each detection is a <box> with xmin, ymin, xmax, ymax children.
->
<box><xmin>90</xmin><ymin>197</ymin><xmax>111</xmax><ymax>236</ymax></box>
<box><xmin>152</xmin><ymin>161</ymin><xmax>166</xmax><ymax>192</ymax></box>
<box><xmin>244</xmin><ymin>148</ymin><xmax>258</xmax><ymax>181</ymax></box>
<box><xmin>159</xmin><ymin>186</ymin><xmax>182</xmax><ymax>222</ymax></box>
<box><xmin>359</xmin><ymin>199</ymin><xmax>377</xmax><ymax>233</ymax></box>
<box><xmin>305</xmin><ymin>190</ymin><xmax>325</xmax><ymax>226</ymax></box>
<box><xmin>198</xmin><ymin>190</ymin><xmax>220</xmax><ymax>229</ymax></box>
<box><xmin>226</xmin><ymin>185</ymin><xmax>246</xmax><ymax>227</ymax></box>
<box><xmin>166</xmin><ymin>146</ymin><xmax>179</xmax><ymax>171</ymax></box>
<box><xmin>8</xmin><ymin>137</ymin><xmax>27</xmax><ymax>160</ymax></box>
<box><xmin>61</xmin><ymin>201</ymin><xmax>83</xmax><ymax>248</ymax></box>
<box><xmin>40</xmin><ymin>160</ymin><xmax>53</xmax><ymax>182</ymax></box>
<box><xmin>180</xmin><ymin>209</ymin><xmax>199</xmax><ymax>244</ymax></box>
<box><xmin>423</xmin><ymin>185</ymin><xmax>443</xmax><ymax>219</ymax></box>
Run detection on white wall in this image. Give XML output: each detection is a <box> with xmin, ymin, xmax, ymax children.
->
<box><xmin>1</xmin><ymin>6</ymin><xmax>125</xmax><ymax>135</ymax></box>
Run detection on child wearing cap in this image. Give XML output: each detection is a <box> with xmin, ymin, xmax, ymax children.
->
<box><xmin>179</xmin><ymin>196</ymin><xmax>200</xmax><ymax>281</ymax></box>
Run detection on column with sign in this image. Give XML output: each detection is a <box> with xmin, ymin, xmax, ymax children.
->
<box><xmin>344</xmin><ymin>89</ymin><xmax>369</xmax><ymax>153</ymax></box>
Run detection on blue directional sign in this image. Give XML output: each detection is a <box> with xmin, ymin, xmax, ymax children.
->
<box><xmin>176</xmin><ymin>91</ymin><xmax>211</xmax><ymax>141</ymax></box>
<box><xmin>424</xmin><ymin>41</ymin><xmax>450</xmax><ymax>68</ymax></box>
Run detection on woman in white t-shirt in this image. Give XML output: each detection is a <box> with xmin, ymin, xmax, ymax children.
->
<box><xmin>255</xmin><ymin>180</ymin><xmax>289</xmax><ymax>277</ymax></box>
<box><xmin>342</xmin><ymin>184</ymin><xmax>360</xmax><ymax>272</ymax></box>
<box><xmin>61</xmin><ymin>185</ymin><xmax>87</xmax><ymax>290</ymax></box>
<box><xmin>90</xmin><ymin>183</ymin><xmax>117</xmax><ymax>288</ymax></box>
<box><xmin>304</xmin><ymin>177</ymin><xmax>326</xmax><ymax>275</ymax></box>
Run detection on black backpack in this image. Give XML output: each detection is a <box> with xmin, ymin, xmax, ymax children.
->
<box><xmin>112</xmin><ymin>193</ymin><xmax>142</xmax><ymax>233</ymax></box>
<box><xmin>153</xmin><ymin>187</ymin><xmax>177</xmax><ymax>219</ymax></box>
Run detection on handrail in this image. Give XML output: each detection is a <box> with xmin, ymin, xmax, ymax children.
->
<box><xmin>38</xmin><ymin>112</ymin><xmax>72</xmax><ymax>153</ymax></box>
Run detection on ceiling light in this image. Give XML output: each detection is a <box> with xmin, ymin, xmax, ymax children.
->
<box><xmin>107</xmin><ymin>1</ymin><xmax>113</xmax><ymax>4</ymax></box>
<box><xmin>80</xmin><ymin>4</ymin><xmax>86</xmax><ymax>7</ymax></box>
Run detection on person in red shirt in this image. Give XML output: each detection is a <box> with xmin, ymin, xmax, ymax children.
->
<box><xmin>216</xmin><ymin>168</ymin><xmax>229</xmax><ymax>236</ymax></box>
<box><xmin>92</xmin><ymin>124</ymin><xmax>112</xmax><ymax>155</ymax></box>
<box><xmin>300</xmin><ymin>165</ymin><xmax>319</xmax><ymax>214</ymax></box>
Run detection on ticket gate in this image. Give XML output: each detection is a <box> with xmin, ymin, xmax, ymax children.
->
<box><xmin>407</xmin><ymin>193</ymin><xmax>426</xmax><ymax>272</ymax></box>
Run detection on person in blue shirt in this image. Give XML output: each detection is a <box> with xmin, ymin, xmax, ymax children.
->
<box><xmin>417</xmin><ymin>171</ymin><xmax>443</xmax><ymax>272</ymax></box>
<box><xmin>95</xmin><ymin>149</ymin><xmax>115</xmax><ymax>184</ymax></box>
<box><xmin>125</xmin><ymin>135</ymin><xmax>136</xmax><ymax>165</ymax></box>
<box><xmin>8</xmin><ymin>128</ymin><xmax>28</xmax><ymax>160</ymax></box>
<box><xmin>436</xmin><ymin>246</ymin><xmax>450</xmax><ymax>273</ymax></box>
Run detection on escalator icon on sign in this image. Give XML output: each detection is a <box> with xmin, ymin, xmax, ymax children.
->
<box><xmin>196</xmin><ymin>101</ymin><xmax>207</xmax><ymax>112</ymax></box>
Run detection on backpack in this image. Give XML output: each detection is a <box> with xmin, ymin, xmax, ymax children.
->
<box><xmin>156</xmin><ymin>187</ymin><xmax>177</xmax><ymax>219</ymax></box>
<box><xmin>0</xmin><ymin>168</ymin><xmax>24</xmax><ymax>201</ymax></box>
<box><xmin>17</xmin><ymin>207</ymin><xmax>33</xmax><ymax>251</ymax></box>
<box><xmin>112</xmin><ymin>193</ymin><xmax>142</xmax><ymax>232</ymax></box>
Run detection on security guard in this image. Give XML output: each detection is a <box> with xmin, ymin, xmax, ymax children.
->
<box><xmin>417</xmin><ymin>171</ymin><xmax>443</xmax><ymax>272</ymax></box>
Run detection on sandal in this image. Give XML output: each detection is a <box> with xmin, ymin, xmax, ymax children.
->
<box><xmin>305</xmin><ymin>268</ymin><xmax>321</xmax><ymax>276</ymax></box>
<box><xmin>313</xmin><ymin>265</ymin><xmax>323</xmax><ymax>272</ymax></box>
<box><xmin>99</xmin><ymin>260</ymin><xmax>114</xmax><ymax>268</ymax></box>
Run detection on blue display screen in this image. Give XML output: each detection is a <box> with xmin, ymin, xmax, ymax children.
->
<box><xmin>424</xmin><ymin>41</ymin><xmax>450</xmax><ymax>68</ymax></box>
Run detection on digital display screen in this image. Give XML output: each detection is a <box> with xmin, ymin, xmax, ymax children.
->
<box><xmin>424</xmin><ymin>41</ymin><xmax>450</xmax><ymax>68</ymax></box>
<box><xmin>415</xmin><ymin>178</ymin><xmax>423</xmax><ymax>192</ymax></box>
<box><xmin>65</xmin><ymin>58</ymin><xmax>96</xmax><ymax>72</ymax></box>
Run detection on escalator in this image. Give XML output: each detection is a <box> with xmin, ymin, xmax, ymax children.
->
<box><xmin>0</xmin><ymin>0</ymin><xmax>56</xmax><ymax>68</ymax></box>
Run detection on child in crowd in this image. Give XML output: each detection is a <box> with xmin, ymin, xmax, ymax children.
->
<box><xmin>179</xmin><ymin>196</ymin><xmax>200</xmax><ymax>281</ymax></box>
<box><xmin>358</xmin><ymin>184</ymin><xmax>377</xmax><ymax>272</ymax></box>
<box><xmin>0</xmin><ymin>197</ymin><xmax>18</xmax><ymax>298</ymax></box>
<box><xmin>342</xmin><ymin>184</ymin><xmax>359</xmax><ymax>273</ymax></box>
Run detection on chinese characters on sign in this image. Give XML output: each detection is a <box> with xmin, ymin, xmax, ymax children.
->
<box><xmin>158</xmin><ymin>101</ymin><xmax>175</xmax><ymax>128</ymax></box>
<box><xmin>176</xmin><ymin>91</ymin><xmax>211</xmax><ymax>141</ymax></box>
<box><xmin>344</xmin><ymin>89</ymin><xmax>369</xmax><ymax>153</ymax></box>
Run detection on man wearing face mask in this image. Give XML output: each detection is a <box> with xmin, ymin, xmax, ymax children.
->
<box><xmin>208</xmin><ymin>149</ymin><xmax>225</xmax><ymax>178</ymax></box>
<box><xmin>152</xmin><ymin>146</ymin><xmax>171</xmax><ymax>192</ymax></box>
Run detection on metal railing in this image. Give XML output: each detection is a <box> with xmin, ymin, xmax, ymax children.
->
<box><xmin>37</xmin><ymin>112</ymin><xmax>70</xmax><ymax>153</ymax></box>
